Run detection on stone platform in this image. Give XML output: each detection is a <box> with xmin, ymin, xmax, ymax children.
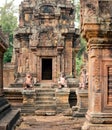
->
<box><xmin>4</xmin><ymin>85</ymin><xmax>74</xmax><ymax>116</ymax></box>
<box><xmin>15</xmin><ymin>115</ymin><xmax>85</xmax><ymax>130</ymax></box>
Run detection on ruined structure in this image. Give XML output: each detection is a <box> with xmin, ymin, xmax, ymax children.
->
<box><xmin>3</xmin><ymin>0</ymin><xmax>79</xmax><ymax>115</ymax></box>
<box><xmin>13</xmin><ymin>0</ymin><xmax>79</xmax><ymax>84</ymax></box>
<box><xmin>0</xmin><ymin>28</ymin><xmax>20</xmax><ymax>130</ymax></box>
<box><xmin>81</xmin><ymin>0</ymin><xmax>112</xmax><ymax>129</ymax></box>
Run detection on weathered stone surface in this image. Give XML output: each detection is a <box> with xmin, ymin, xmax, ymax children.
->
<box><xmin>56</xmin><ymin>88</ymin><xmax>70</xmax><ymax>114</ymax></box>
<box><xmin>21</xmin><ymin>89</ymin><xmax>36</xmax><ymax>115</ymax></box>
<box><xmin>4</xmin><ymin>88</ymin><xmax>23</xmax><ymax>109</ymax></box>
<box><xmin>15</xmin><ymin>115</ymin><xmax>85</xmax><ymax>130</ymax></box>
<box><xmin>35</xmin><ymin>86</ymin><xmax>56</xmax><ymax>116</ymax></box>
<box><xmin>81</xmin><ymin>0</ymin><xmax>112</xmax><ymax>129</ymax></box>
<box><xmin>3</xmin><ymin>63</ymin><xmax>15</xmax><ymax>87</ymax></box>
<box><xmin>73</xmin><ymin>88</ymin><xmax>88</xmax><ymax>117</ymax></box>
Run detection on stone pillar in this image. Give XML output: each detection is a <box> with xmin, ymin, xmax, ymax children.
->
<box><xmin>57</xmin><ymin>53</ymin><xmax>61</xmax><ymax>75</ymax></box>
<box><xmin>81</xmin><ymin>0</ymin><xmax>112</xmax><ymax>129</ymax></box>
<box><xmin>0</xmin><ymin>52</ymin><xmax>3</xmax><ymax>96</ymax></box>
<box><xmin>61</xmin><ymin>52</ymin><xmax>65</xmax><ymax>73</ymax></box>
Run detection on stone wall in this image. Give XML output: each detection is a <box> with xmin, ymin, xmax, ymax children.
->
<box><xmin>3</xmin><ymin>63</ymin><xmax>15</xmax><ymax>87</ymax></box>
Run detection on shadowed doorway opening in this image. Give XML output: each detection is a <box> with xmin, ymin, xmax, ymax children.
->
<box><xmin>42</xmin><ymin>58</ymin><xmax>52</xmax><ymax>80</ymax></box>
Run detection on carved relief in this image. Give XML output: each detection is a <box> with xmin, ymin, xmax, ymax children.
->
<box><xmin>81</xmin><ymin>0</ymin><xmax>98</xmax><ymax>23</ymax></box>
<box><xmin>90</xmin><ymin>49</ymin><xmax>101</xmax><ymax>92</ymax></box>
<box><xmin>29</xmin><ymin>33</ymin><xmax>39</xmax><ymax>47</ymax></box>
<box><xmin>38</xmin><ymin>26</ymin><xmax>58</xmax><ymax>47</ymax></box>
<box><xmin>102</xmin><ymin>49</ymin><xmax>112</xmax><ymax>58</ymax></box>
<box><xmin>107</xmin><ymin>67</ymin><xmax>112</xmax><ymax>105</ymax></box>
<box><xmin>99</xmin><ymin>1</ymin><xmax>112</xmax><ymax>18</ymax></box>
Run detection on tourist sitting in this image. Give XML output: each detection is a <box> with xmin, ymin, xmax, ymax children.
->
<box><xmin>58</xmin><ymin>72</ymin><xmax>67</xmax><ymax>89</ymax></box>
<box><xmin>23</xmin><ymin>73</ymin><xmax>34</xmax><ymax>89</ymax></box>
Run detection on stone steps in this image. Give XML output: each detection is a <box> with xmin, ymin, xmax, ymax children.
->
<box><xmin>0</xmin><ymin>97</ymin><xmax>20</xmax><ymax>130</ymax></box>
<box><xmin>36</xmin><ymin>100</ymin><xmax>56</xmax><ymax>104</ymax></box>
<box><xmin>35</xmin><ymin>87</ymin><xmax>56</xmax><ymax>116</ymax></box>
<box><xmin>0</xmin><ymin>109</ymin><xmax>20</xmax><ymax>130</ymax></box>
<box><xmin>36</xmin><ymin>96</ymin><xmax>55</xmax><ymax>100</ymax></box>
<box><xmin>0</xmin><ymin>97</ymin><xmax>11</xmax><ymax>120</ymax></box>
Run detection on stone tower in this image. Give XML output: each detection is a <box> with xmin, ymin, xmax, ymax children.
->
<box><xmin>14</xmin><ymin>0</ymin><xmax>79</xmax><ymax>84</ymax></box>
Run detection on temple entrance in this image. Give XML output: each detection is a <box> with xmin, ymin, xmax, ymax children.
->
<box><xmin>42</xmin><ymin>58</ymin><xmax>52</xmax><ymax>80</ymax></box>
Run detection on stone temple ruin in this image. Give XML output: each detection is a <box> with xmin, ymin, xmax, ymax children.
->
<box><xmin>13</xmin><ymin>0</ymin><xmax>79</xmax><ymax>84</ymax></box>
<box><xmin>4</xmin><ymin>0</ymin><xmax>79</xmax><ymax>115</ymax></box>
<box><xmin>1</xmin><ymin>0</ymin><xmax>112</xmax><ymax>129</ymax></box>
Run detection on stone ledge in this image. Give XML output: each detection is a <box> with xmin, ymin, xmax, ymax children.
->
<box><xmin>82</xmin><ymin>121</ymin><xmax>112</xmax><ymax>130</ymax></box>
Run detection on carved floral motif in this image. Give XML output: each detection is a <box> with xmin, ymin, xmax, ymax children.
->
<box><xmin>90</xmin><ymin>49</ymin><xmax>101</xmax><ymax>92</ymax></box>
<box><xmin>99</xmin><ymin>1</ymin><xmax>112</xmax><ymax>18</ymax></box>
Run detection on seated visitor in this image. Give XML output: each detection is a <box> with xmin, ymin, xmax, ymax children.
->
<box><xmin>23</xmin><ymin>73</ymin><xmax>34</xmax><ymax>89</ymax></box>
<box><xmin>58</xmin><ymin>72</ymin><xmax>67</xmax><ymax>89</ymax></box>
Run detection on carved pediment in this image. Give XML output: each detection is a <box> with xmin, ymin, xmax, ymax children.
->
<box><xmin>40</xmin><ymin>5</ymin><xmax>54</xmax><ymax>14</ymax></box>
<box><xmin>29</xmin><ymin>26</ymin><xmax>59</xmax><ymax>48</ymax></box>
<box><xmin>34</xmin><ymin>2</ymin><xmax>60</xmax><ymax>17</ymax></box>
<box><xmin>99</xmin><ymin>1</ymin><xmax>112</xmax><ymax>18</ymax></box>
<box><xmin>38</xmin><ymin>27</ymin><xmax>57</xmax><ymax>47</ymax></box>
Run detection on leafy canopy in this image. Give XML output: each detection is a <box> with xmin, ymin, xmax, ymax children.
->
<box><xmin>0</xmin><ymin>0</ymin><xmax>17</xmax><ymax>63</ymax></box>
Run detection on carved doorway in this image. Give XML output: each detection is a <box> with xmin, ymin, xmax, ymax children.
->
<box><xmin>42</xmin><ymin>58</ymin><xmax>52</xmax><ymax>80</ymax></box>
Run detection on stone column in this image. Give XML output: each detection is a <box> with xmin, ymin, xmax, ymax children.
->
<box><xmin>57</xmin><ymin>53</ymin><xmax>61</xmax><ymax>75</ymax></box>
<box><xmin>61</xmin><ymin>52</ymin><xmax>65</xmax><ymax>73</ymax></box>
<box><xmin>81</xmin><ymin>0</ymin><xmax>112</xmax><ymax>129</ymax></box>
<box><xmin>0</xmin><ymin>52</ymin><xmax>3</xmax><ymax>96</ymax></box>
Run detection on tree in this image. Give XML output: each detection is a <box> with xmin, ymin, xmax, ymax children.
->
<box><xmin>74</xmin><ymin>0</ymin><xmax>87</xmax><ymax>75</ymax></box>
<box><xmin>76</xmin><ymin>38</ymin><xmax>86</xmax><ymax>75</ymax></box>
<box><xmin>0</xmin><ymin>0</ymin><xmax>17</xmax><ymax>63</ymax></box>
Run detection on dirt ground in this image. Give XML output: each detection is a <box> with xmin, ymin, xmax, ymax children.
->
<box><xmin>16</xmin><ymin>114</ymin><xmax>85</xmax><ymax>130</ymax></box>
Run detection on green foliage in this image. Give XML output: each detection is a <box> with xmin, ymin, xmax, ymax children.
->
<box><xmin>0</xmin><ymin>0</ymin><xmax>17</xmax><ymax>63</ymax></box>
<box><xmin>76</xmin><ymin>37</ymin><xmax>87</xmax><ymax>75</ymax></box>
<box><xmin>77</xmin><ymin>38</ymin><xmax>86</xmax><ymax>58</ymax></box>
<box><xmin>3</xmin><ymin>45</ymin><xmax>13</xmax><ymax>63</ymax></box>
<box><xmin>76</xmin><ymin>56</ymin><xmax>83</xmax><ymax>75</ymax></box>
<box><xmin>73</xmin><ymin>1</ymin><xmax>87</xmax><ymax>76</ymax></box>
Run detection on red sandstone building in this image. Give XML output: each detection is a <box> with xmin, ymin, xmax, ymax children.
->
<box><xmin>11</xmin><ymin>0</ymin><xmax>79</xmax><ymax>84</ymax></box>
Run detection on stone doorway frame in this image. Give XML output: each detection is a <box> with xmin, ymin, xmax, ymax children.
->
<box><xmin>41</xmin><ymin>58</ymin><xmax>52</xmax><ymax>81</ymax></box>
<box><xmin>40</xmin><ymin>57</ymin><xmax>53</xmax><ymax>83</ymax></box>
